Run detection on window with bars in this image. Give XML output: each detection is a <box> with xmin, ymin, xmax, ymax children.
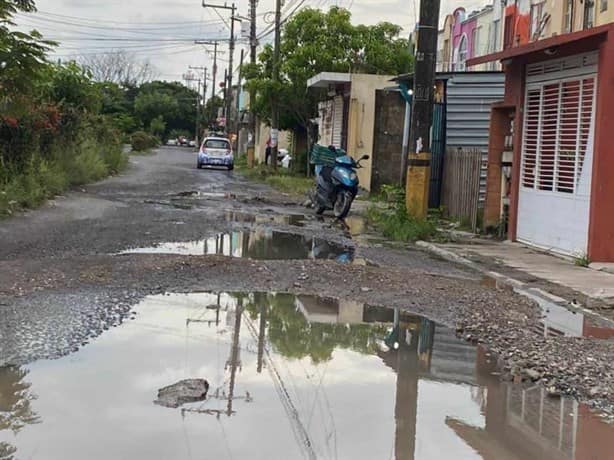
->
<box><xmin>521</xmin><ymin>77</ymin><xmax>595</xmax><ymax>194</ymax></box>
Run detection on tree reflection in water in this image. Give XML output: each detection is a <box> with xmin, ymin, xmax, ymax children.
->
<box><xmin>0</xmin><ymin>366</ymin><xmax>40</xmax><ymax>434</ymax></box>
<box><xmin>0</xmin><ymin>442</ymin><xmax>16</xmax><ymax>460</ymax></box>
<box><xmin>241</xmin><ymin>293</ymin><xmax>388</xmax><ymax>363</ymax></box>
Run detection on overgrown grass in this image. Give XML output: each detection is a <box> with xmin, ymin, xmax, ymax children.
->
<box><xmin>573</xmin><ymin>252</ymin><xmax>591</xmax><ymax>268</ymax></box>
<box><xmin>0</xmin><ymin>138</ymin><xmax>128</xmax><ymax>217</ymax></box>
<box><xmin>236</xmin><ymin>156</ymin><xmax>313</xmax><ymax>196</ymax></box>
<box><xmin>367</xmin><ymin>205</ymin><xmax>438</xmax><ymax>242</ymax></box>
<box><xmin>366</xmin><ymin>186</ymin><xmax>439</xmax><ymax>242</ymax></box>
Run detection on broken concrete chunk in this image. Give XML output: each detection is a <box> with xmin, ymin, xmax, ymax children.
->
<box><xmin>154</xmin><ymin>379</ymin><xmax>209</xmax><ymax>408</ymax></box>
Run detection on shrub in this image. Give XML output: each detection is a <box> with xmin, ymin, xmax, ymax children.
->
<box><xmin>130</xmin><ymin>130</ymin><xmax>159</xmax><ymax>152</ymax></box>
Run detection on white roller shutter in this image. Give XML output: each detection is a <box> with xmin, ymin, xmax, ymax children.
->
<box><xmin>517</xmin><ymin>53</ymin><xmax>597</xmax><ymax>255</ymax></box>
<box><xmin>331</xmin><ymin>96</ymin><xmax>343</xmax><ymax>149</ymax></box>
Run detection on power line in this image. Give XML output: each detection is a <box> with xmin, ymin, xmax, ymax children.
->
<box><xmin>29</xmin><ymin>10</ymin><xmax>223</xmax><ymax>26</ymax></box>
<box><xmin>16</xmin><ymin>15</ymin><xmax>226</xmax><ymax>36</ymax></box>
<box><xmin>257</xmin><ymin>0</ymin><xmax>309</xmax><ymax>40</ymax></box>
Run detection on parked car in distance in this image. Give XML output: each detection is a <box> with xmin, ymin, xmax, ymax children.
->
<box><xmin>188</xmin><ymin>140</ymin><xmax>197</xmax><ymax>148</ymax></box>
<box><xmin>178</xmin><ymin>136</ymin><xmax>188</xmax><ymax>147</ymax></box>
<box><xmin>197</xmin><ymin>137</ymin><xmax>233</xmax><ymax>170</ymax></box>
<box><xmin>166</xmin><ymin>139</ymin><xmax>178</xmax><ymax>146</ymax></box>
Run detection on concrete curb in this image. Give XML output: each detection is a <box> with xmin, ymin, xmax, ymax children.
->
<box><xmin>415</xmin><ymin>240</ymin><xmax>614</xmax><ymax>326</ymax></box>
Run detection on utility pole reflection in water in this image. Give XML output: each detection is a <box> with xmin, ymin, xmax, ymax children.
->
<box><xmin>390</xmin><ymin>309</ymin><xmax>436</xmax><ymax>460</ymax></box>
<box><xmin>226</xmin><ymin>296</ymin><xmax>243</xmax><ymax>416</ymax></box>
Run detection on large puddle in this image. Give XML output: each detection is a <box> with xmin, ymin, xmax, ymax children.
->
<box><xmin>120</xmin><ymin>230</ymin><xmax>354</xmax><ymax>262</ymax></box>
<box><xmin>1</xmin><ymin>293</ymin><xmax>612</xmax><ymax>460</ymax></box>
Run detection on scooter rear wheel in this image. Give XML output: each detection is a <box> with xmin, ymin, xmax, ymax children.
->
<box><xmin>333</xmin><ymin>191</ymin><xmax>353</xmax><ymax>219</ymax></box>
<box><xmin>315</xmin><ymin>205</ymin><xmax>326</xmax><ymax>215</ymax></box>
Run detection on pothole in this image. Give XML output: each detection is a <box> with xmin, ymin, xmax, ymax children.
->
<box><xmin>119</xmin><ymin>230</ymin><xmax>354</xmax><ymax>261</ymax></box>
<box><xmin>3</xmin><ymin>291</ymin><xmax>610</xmax><ymax>460</ymax></box>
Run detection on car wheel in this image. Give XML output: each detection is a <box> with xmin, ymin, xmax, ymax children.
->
<box><xmin>197</xmin><ymin>163</ymin><xmax>202</xmax><ymax>169</ymax></box>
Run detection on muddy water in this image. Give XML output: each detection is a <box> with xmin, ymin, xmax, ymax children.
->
<box><xmin>121</xmin><ymin>231</ymin><xmax>354</xmax><ymax>261</ymax></box>
<box><xmin>1</xmin><ymin>293</ymin><xmax>612</xmax><ymax>460</ymax></box>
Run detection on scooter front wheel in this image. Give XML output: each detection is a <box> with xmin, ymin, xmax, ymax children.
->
<box><xmin>315</xmin><ymin>205</ymin><xmax>326</xmax><ymax>215</ymax></box>
<box><xmin>333</xmin><ymin>190</ymin><xmax>353</xmax><ymax>219</ymax></box>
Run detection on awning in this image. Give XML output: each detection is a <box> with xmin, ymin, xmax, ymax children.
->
<box><xmin>307</xmin><ymin>72</ymin><xmax>351</xmax><ymax>88</ymax></box>
<box><xmin>467</xmin><ymin>24</ymin><xmax>612</xmax><ymax>67</ymax></box>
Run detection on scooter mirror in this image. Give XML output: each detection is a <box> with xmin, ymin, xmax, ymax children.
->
<box><xmin>360</xmin><ymin>154</ymin><xmax>370</xmax><ymax>161</ymax></box>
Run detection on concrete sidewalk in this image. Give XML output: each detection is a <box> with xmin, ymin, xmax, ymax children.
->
<box><xmin>417</xmin><ymin>239</ymin><xmax>614</xmax><ymax>306</ymax></box>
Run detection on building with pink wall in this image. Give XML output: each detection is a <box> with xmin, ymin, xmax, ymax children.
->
<box><xmin>452</xmin><ymin>7</ymin><xmax>478</xmax><ymax>70</ymax></box>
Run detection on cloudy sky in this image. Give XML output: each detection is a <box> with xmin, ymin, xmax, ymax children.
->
<box><xmin>16</xmin><ymin>0</ymin><xmax>489</xmax><ymax>84</ymax></box>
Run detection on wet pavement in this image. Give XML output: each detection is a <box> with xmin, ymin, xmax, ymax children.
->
<box><xmin>2</xmin><ymin>147</ymin><xmax>614</xmax><ymax>459</ymax></box>
<box><xmin>1</xmin><ymin>292</ymin><xmax>612</xmax><ymax>460</ymax></box>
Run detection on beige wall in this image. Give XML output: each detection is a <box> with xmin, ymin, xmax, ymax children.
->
<box><xmin>545</xmin><ymin>0</ymin><xmax>609</xmax><ymax>37</ymax></box>
<box><xmin>473</xmin><ymin>8</ymin><xmax>495</xmax><ymax>71</ymax></box>
<box><xmin>254</xmin><ymin>122</ymin><xmax>291</xmax><ymax>164</ymax></box>
<box><xmin>595</xmin><ymin>0</ymin><xmax>614</xmax><ymax>25</ymax></box>
<box><xmin>347</xmin><ymin>74</ymin><xmax>395</xmax><ymax>191</ymax></box>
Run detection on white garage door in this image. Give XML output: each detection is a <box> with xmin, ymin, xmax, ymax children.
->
<box><xmin>517</xmin><ymin>53</ymin><xmax>597</xmax><ymax>255</ymax></box>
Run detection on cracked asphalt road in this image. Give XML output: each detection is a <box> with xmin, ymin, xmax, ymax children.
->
<box><xmin>1</xmin><ymin>146</ymin><xmax>613</xmax><ymax>417</ymax></box>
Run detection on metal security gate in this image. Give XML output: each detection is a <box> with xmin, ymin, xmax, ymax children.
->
<box><xmin>429</xmin><ymin>102</ymin><xmax>446</xmax><ymax>208</ymax></box>
<box><xmin>331</xmin><ymin>96</ymin><xmax>344</xmax><ymax>148</ymax></box>
<box><xmin>517</xmin><ymin>53</ymin><xmax>598</xmax><ymax>255</ymax></box>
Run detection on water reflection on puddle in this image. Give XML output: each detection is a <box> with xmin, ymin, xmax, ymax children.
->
<box><xmin>120</xmin><ymin>230</ymin><xmax>354</xmax><ymax>261</ymax></box>
<box><xmin>1</xmin><ymin>293</ymin><xmax>612</xmax><ymax>460</ymax></box>
<box><xmin>223</xmin><ymin>211</ymin><xmax>306</xmax><ymax>227</ymax></box>
<box><xmin>483</xmin><ymin>276</ymin><xmax>614</xmax><ymax>340</ymax></box>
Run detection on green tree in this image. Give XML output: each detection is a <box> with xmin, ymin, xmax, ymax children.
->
<box><xmin>133</xmin><ymin>81</ymin><xmax>198</xmax><ymax>137</ymax></box>
<box><xmin>134</xmin><ymin>90</ymin><xmax>178</xmax><ymax>128</ymax></box>
<box><xmin>244</xmin><ymin>6</ymin><xmax>413</xmax><ymax>133</ymax></box>
<box><xmin>149</xmin><ymin>114</ymin><xmax>165</xmax><ymax>138</ymax></box>
<box><xmin>0</xmin><ymin>0</ymin><xmax>55</xmax><ymax>99</ymax></box>
<box><xmin>203</xmin><ymin>95</ymin><xmax>223</xmax><ymax>127</ymax></box>
<box><xmin>39</xmin><ymin>62</ymin><xmax>101</xmax><ymax>112</ymax></box>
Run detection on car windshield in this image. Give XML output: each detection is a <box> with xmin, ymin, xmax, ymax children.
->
<box><xmin>204</xmin><ymin>139</ymin><xmax>229</xmax><ymax>149</ymax></box>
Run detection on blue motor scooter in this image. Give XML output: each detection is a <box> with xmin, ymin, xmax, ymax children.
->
<box><xmin>314</xmin><ymin>147</ymin><xmax>369</xmax><ymax>219</ymax></box>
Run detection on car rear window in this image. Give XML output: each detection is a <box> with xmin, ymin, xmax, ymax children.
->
<box><xmin>204</xmin><ymin>139</ymin><xmax>230</xmax><ymax>149</ymax></box>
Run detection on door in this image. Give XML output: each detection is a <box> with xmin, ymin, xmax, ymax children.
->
<box><xmin>517</xmin><ymin>53</ymin><xmax>597</xmax><ymax>255</ymax></box>
<box><xmin>371</xmin><ymin>90</ymin><xmax>405</xmax><ymax>193</ymax></box>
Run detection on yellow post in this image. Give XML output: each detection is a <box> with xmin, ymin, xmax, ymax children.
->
<box><xmin>406</xmin><ymin>152</ymin><xmax>431</xmax><ymax>219</ymax></box>
<box><xmin>247</xmin><ymin>145</ymin><xmax>255</xmax><ymax>168</ymax></box>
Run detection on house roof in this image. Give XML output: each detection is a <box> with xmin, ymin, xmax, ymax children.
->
<box><xmin>306</xmin><ymin>72</ymin><xmax>351</xmax><ymax>88</ymax></box>
<box><xmin>467</xmin><ymin>24</ymin><xmax>613</xmax><ymax>67</ymax></box>
<box><xmin>393</xmin><ymin>70</ymin><xmax>503</xmax><ymax>84</ymax></box>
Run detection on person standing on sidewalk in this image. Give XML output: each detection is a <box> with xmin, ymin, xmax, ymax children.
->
<box><xmin>265</xmin><ymin>135</ymin><xmax>272</xmax><ymax>165</ymax></box>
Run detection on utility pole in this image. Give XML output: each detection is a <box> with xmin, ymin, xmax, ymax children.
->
<box><xmin>183</xmin><ymin>70</ymin><xmax>200</xmax><ymax>143</ymax></box>
<box><xmin>247</xmin><ymin>0</ymin><xmax>258</xmax><ymax>168</ymax></box>
<box><xmin>223</xmin><ymin>68</ymin><xmax>228</xmax><ymax>121</ymax></box>
<box><xmin>406</xmin><ymin>0</ymin><xmax>441</xmax><ymax>218</ymax></box>
<box><xmin>189</xmin><ymin>65</ymin><xmax>207</xmax><ymax>144</ymax></box>
<box><xmin>270</xmin><ymin>0</ymin><xmax>282</xmax><ymax>171</ymax></box>
<box><xmin>201</xmin><ymin>2</ymin><xmax>237</xmax><ymax>135</ymax></box>
<box><xmin>195</xmin><ymin>40</ymin><xmax>223</xmax><ymax>127</ymax></box>
<box><xmin>234</xmin><ymin>48</ymin><xmax>245</xmax><ymax>153</ymax></box>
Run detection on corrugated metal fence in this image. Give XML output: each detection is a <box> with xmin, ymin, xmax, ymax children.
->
<box><xmin>441</xmin><ymin>148</ymin><xmax>483</xmax><ymax>232</ymax></box>
<box><xmin>444</xmin><ymin>72</ymin><xmax>505</xmax><ymax>205</ymax></box>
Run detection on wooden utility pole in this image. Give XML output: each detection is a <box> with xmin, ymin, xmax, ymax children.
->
<box><xmin>201</xmin><ymin>2</ymin><xmax>237</xmax><ymax>134</ymax></box>
<box><xmin>195</xmin><ymin>40</ymin><xmax>221</xmax><ymax>126</ymax></box>
<box><xmin>189</xmin><ymin>65</ymin><xmax>207</xmax><ymax>144</ymax></box>
<box><xmin>247</xmin><ymin>0</ymin><xmax>258</xmax><ymax>168</ymax></box>
<box><xmin>406</xmin><ymin>0</ymin><xmax>441</xmax><ymax>218</ymax></box>
<box><xmin>270</xmin><ymin>0</ymin><xmax>282</xmax><ymax>171</ymax></box>
<box><xmin>234</xmin><ymin>48</ymin><xmax>245</xmax><ymax>152</ymax></box>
